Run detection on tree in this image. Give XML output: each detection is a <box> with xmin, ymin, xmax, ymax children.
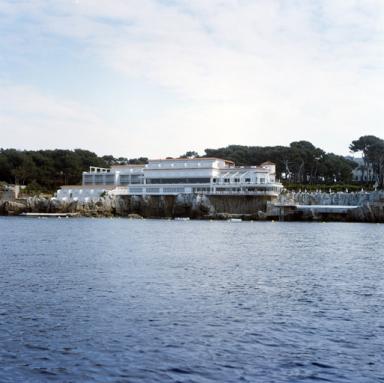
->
<box><xmin>128</xmin><ymin>157</ymin><xmax>148</xmax><ymax>164</ymax></box>
<box><xmin>367</xmin><ymin>141</ymin><xmax>384</xmax><ymax>188</ymax></box>
<box><xmin>204</xmin><ymin>142</ymin><xmax>354</xmax><ymax>185</ymax></box>
<box><xmin>350</xmin><ymin>135</ymin><xmax>384</xmax><ymax>187</ymax></box>
<box><xmin>179</xmin><ymin>151</ymin><xmax>199</xmax><ymax>159</ymax></box>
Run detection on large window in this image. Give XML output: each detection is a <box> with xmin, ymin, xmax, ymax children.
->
<box><xmin>105</xmin><ymin>175</ymin><xmax>115</xmax><ymax>184</ymax></box>
<box><xmin>120</xmin><ymin>175</ymin><xmax>130</xmax><ymax>185</ymax></box>
<box><xmin>193</xmin><ymin>187</ymin><xmax>210</xmax><ymax>193</ymax></box>
<box><xmin>146</xmin><ymin>187</ymin><xmax>160</xmax><ymax>193</ymax></box>
<box><xmin>94</xmin><ymin>175</ymin><xmax>104</xmax><ymax>184</ymax></box>
<box><xmin>163</xmin><ymin>187</ymin><xmax>185</xmax><ymax>193</ymax></box>
<box><xmin>83</xmin><ymin>175</ymin><xmax>93</xmax><ymax>185</ymax></box>
<box><xmin>131</xmin><ymin>175</ymin><xmax>143</xmax><ymax>184</ymax></box>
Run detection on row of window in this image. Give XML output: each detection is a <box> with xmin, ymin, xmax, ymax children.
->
<box><xmin>149</xmin><ymin>162</ymin><xmax>207</xmax><ymax>169</ymax></box>
<box><xmin>128</xmin><ymin>187</ymin><xmax>186</xmax><ymax>194</ymax></box>
<box><xmin>193</xmin><ymin>187</ymin><xmax>211</xmax><ymax>192</ymax></box>
<box><xmin>214</xmin><ymin>187</ymin><xmax>278</xmax><ymax>192</ymax></box>
<box><xmin>146</xmin><ymin>178</ymin><xmax>211</xmax><ymax>184</ymax></box>
<box><xmin>163</xmin><ymin>187</ymin><xmax>186</xmax><ymax>193</ymax></box>
<box><xmin>213</xmin><ymin>178</ymin><xmax>265</xmax><ymax>183</ymax></box>
<box><xmin>84</xmin><ymin>176</ymin><xmax>269</xmax><ymax>186</ymax></box>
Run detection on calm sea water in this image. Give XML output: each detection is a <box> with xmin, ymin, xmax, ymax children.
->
<box><xmin>0</xmin><ymin>217</ymin><xmax>383</xmax><ymax>383</ymax></box>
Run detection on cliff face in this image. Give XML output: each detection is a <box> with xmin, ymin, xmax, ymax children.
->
<box><xmin>347</xmin><ymin>202</ymin><xmax>384</xmax><ymax>223</ymax></box>
<box><xmin>0</xmin><ymin>196</ymin><xmax>115</xmax><ymax>217</ymax></box>
<box><xmin>115</xmin><ymin>194</ymin><xmax>212</xmax><ymax>218</ymax></box>
<box><xmin>0</xmin><ymin>194</ymin><xmax>275</xmax><ymax>219</ymax></box>
<box><xmin>207</xmin><ymin>195</ymin><xmax>270</xmax><ymax>214</ymax></box>
<box><xmin>1</xmin><ymin>192</ymin><xmax>384</xmax><ymax>222</ymax></box>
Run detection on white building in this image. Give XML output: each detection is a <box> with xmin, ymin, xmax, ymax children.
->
<box><xmin>345</xmin><ymin>156</ymin><xmax>377</xmax><ymax>183</ymax></box>
<box><xmin>56</xmin><ymin>158</ymin><xmax>283</xmax><ymax>202</ymax></box>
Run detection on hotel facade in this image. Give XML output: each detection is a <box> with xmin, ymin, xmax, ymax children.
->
<box><xmin>57</xmin><ymin>158</ymin><xmax>283</xmax><ymax>202</ymax></box>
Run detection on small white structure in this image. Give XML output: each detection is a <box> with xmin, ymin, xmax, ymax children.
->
<box><xmin>345</xmin><ymin>156</ymin><xmax>377</xmax><ymax>182</ymax></box>
<box><xmin>57</xmin><ymin>158</ymin><xmax>283</xmax><ymax>201</ymax></box>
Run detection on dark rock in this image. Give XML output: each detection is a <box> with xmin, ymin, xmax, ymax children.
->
<box><xmin>1</xmin><ymin>200</ymin><xmax>27</xmax><ymax>215</ymax></box>
<box><xmin>1</xmin><ymin>191</ymin><xmax>384</xmax><ymax>222</ymax></box>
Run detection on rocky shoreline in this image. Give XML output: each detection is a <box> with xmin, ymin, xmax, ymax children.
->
<box><xmin>0</xmin><ymin>194</ymin><xmax>270</xmax><ymax>220</ymax></box>
<box><xmin>270</xmin><ymin>191</ymin><xmax>384</xmax><ymax>223</ymax></box>
<box><xmin>1</xmin><ymin>191</ymin><xmax>384</xmax><ymax>222</ymax></box>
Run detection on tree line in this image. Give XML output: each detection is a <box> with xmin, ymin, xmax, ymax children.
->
<box><xmin>187</xmin><ymin>135</ymin><xmax>384</xmax><ymax>189</ymax></box>
<box><xmin>0</xmin><ymin>135</ymin><xmax>383</xmax><ymax>192</ymax></box>
<box><xmin>202</xmin><ymin>141</ymin><xmax>355</xmax><ymax>185</ymax></box>
<box><xmin>349</xmin><ymin>135</ymin><xmax>384</xmax><ymax>188</ymax></box>
<box><xmin>0</xmin><ymin>148</ymin><xmax>148</xmax><ymax>192</ymax></box>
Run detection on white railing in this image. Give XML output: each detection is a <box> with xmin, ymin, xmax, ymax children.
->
<box><xmin>204</xmin><ymin>191</ymin><xmax>279</xmax><ymax>196</ymax></box>
<box><xmin>110</xmin><ymin>188</ymin><xmax>280</xmax><ymax>196</ymax></box>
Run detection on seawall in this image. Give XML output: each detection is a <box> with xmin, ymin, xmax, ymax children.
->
<box><xmin>272</xmin><ymin>191</ymin><xmax>384</xmax><ymax>223</ymax></box>
<box><xmin>279</xmin><ymin>190</ymin><xmax>384</xmax><ymax>206</ymax></box>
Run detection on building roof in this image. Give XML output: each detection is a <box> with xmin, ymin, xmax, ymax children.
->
<box><xmin>149</xmin><ymin>157</ymin><xmax>235</xmax><ymax>164</ymax></box>
<box><xmin>110</xmin><ymin>164</ymin><xmax>146</xmax><ymax>168</ymax></box>
<box><xmin>59</xmin><ymin>185</ymin><xmax>116</xmax><ymax>190</ymax></box>
<box><xmin>225</xmin><ymin>167</ymin><xmax>269</xmax><ymax>173</ymax></box>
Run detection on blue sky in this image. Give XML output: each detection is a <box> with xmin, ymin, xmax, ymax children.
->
<box><xmin>1</xmin><ymin>0</ymin><xmax>383</xmax><ymax>158</ymax></box>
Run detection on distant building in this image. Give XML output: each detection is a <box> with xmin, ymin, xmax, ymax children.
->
<box><xmin>345</xmin><ymin>156</ymin><xmax>377</xmax><ymax>182</ymax></box>
<box><xmin>57</xmin><ymin>158</ymin><xmax>283</xmax><ymax>202</ymax></box>
<box><xmin>0</xmin><ymin>184</ymin><xmax>20</xmax><ymax>201</ymax></box>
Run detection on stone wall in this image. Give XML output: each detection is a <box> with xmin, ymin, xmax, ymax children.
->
<box><xmin>279</xmin><ymin>191</ymin><xmax>384</xmax><ymax>206</ymax></box>
<box><xmin>0</xmin><ymin>185</ymin><xmax>18</xmax><ymax>201</ymax></box>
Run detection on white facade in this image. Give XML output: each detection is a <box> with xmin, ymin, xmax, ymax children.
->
<box><xmin>345</xmin><ymin>156</ymin><xmax>377</xmax><ymax>182</ymax></box>
<box><xmin>57</xmin><ymin>158</ymin><xmax>283</xmax><ymax>201</ymax></box>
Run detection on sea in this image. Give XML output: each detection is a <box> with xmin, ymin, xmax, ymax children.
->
<box><xmin>0</xmin><ymin>217</ymin><xmax>383</xmax><ymax>382</ymax></box>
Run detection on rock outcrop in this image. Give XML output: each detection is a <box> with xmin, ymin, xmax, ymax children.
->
<box><xmin>272</xmin><ymin>190</ymin><xmax>384</xmax><ymax>223</ymax></box>
<box><xmin>1</xmin><ymin>191</ymin><xmax>384</xmax><ymax>222</ymax></box>
<box><xmin>347</xmin><ymin>202</ymin><xmax>384</xmax><ymax>223</ymax></box>
<box><xmin>0</xmin><ymin>196</ymin><xmax>115</xmax><ymax>217</ymax></box>
<box><xmin>0</xmin><ymin>194</ymin><xmax>273</xmax><ymax>219</ymax></box>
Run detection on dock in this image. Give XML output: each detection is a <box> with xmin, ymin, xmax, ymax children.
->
<box><xmin>295</xmin><ymin>205</ymin><xmax>359</xmax><ymax>213</ymax></box>
<box><xmin>272</xmin><ymin>204</ymin><xmax>360</xmax><ymax>221</ymax></box>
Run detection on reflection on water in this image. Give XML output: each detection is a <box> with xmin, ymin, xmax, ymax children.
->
<box><xmin>0</xmin><ymin>218</ymin><xmax>383</xmax><ymax>382</ymax></box>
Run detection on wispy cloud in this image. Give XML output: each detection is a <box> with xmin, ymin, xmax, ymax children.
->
<box><xmin>0</xmin><ymin>83</ymin><xmax>110</xmax><ymax>151</ymax></box>
<box><xmin>0</xmin><ymin>0</ymin><xmax>383</xmax><ymax>156</ymax></box>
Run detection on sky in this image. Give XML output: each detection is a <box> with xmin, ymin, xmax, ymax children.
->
<box><xmin>0</xmin><ymin>0</ymin><xmax>383</xmax><ymax>159</ymax></box>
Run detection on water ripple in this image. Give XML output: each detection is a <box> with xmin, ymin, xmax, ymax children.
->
<box><xmin>0</xmin><ymin>218</ymin><xmax>383</xmax><ymax>382</ymax></box>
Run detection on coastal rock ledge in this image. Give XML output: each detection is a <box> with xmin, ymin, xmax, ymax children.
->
<box><xmin>0</xmin><ymin>194</ymin><xmax>270</xmax><ymax>220</ymax></box>
<box><xmin>1</xmin><ymin>192</ymin><xmax>384</xmax><ymax>222</ymax></box>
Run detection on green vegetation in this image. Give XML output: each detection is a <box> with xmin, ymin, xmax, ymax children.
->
<box><xmin>282</xmin><ymin>183</ymin><xmax>374</xmax><ymax>193</ymax></box>
<box><xmin>0</xmin><ymin>135</ymin><xmax>382</xmax><ymax>192</ymax></box>
<box><xmin>350</xmin><ymin>135</ymin><xmax>384</xmax><ymax>189</ymax></box>
<box><xmin>203</xmin><ymin>141</ymin><xmax>357</xmax><ymax>185</ymax></box>
<box><xmin>0</xmin><ymin>148</ymin><xmax>147</xmax><ymax>193</ymax></box>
